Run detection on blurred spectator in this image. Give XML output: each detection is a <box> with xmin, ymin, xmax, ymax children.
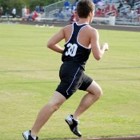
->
<box><xmin>69</xmin><ymin>10</ymin><xmax>78</xmax><ymax>23</ymax></box>
<box><xmin>22</xmin><ymin>6</ymin><xmax>30</xmax><ymax>21</ymax></box>
<box><xmin>35</xmin><ymin>6</ymin><xmax>40</xmax><ymax>12</ymax></box>
<box><xmin>64</xmin><ymin>0</ymin><xmax>70</xmax><ymax>10</ymax></box>
<box><xmin>11</xmin><ymin>8</ymin><xmax>16</xmax><ymax>18</ymax></box>
<box><xmin>35</xmin><ymin>6</ymin><xmax>44</xmax><ymax>13</ymax></box>
<box><xmin>58</xmin><ymin>8</ymin><xmax>65</xmax><ymax>19</ymax></box>
<box><xmin>127</xmin><ymin>8</ymin><xmax>134</xmax><ymax>18</ymax></box>
<box><xmin>95</xmin><ymin>8</ymin><xmax>103</xmax><ymax>17</ymax></box>
<box><xmin>0</xmin><ymin>6</ymin><xmax>3</xmax><ymax>17</ymax></box>
<box><xmin>22</xmin><ymin>6</ymin><xmax>27</xmax><ymax>18</ymax></box>
<box><xmin>31</xmin><ymin>11</ymin><xmax>39</xmax><ymax>20</ymax></box>
<box><xmin>137</xmin><ymin>7</ymin><xmax>140</xmax><ymax>15</ymax></box>
<box><xmin>111</xmin><ymin>4</ymin><xmax>117</xmax><ymax>11</ymax></box>
<box><xmin>117</xmin><ymin>0</ymin><xmax>123</xmax><ymax>12</ymax></box>
<box><xmin>65</xmin><ymin>8</ymin><xmax>72</xmax><ymax>16</ymax></box>
<box><xmin>40</xmin><ymin>6</ymin><xmax>44</xmax><ymax>13</ymax></box>
<box><xmin>104</xmin><ymin>3</ymin><xmax>111</xmax><ymax>13</ymax></box>
<box><xmin>97</xmin><ymin>0</ymin><xmax>104</xmax><ymax>6</ymax></box>
<box><xmin>93</xmin><ymin>0</ymin><xmax>101</xmax><ymax>4</ymax></box>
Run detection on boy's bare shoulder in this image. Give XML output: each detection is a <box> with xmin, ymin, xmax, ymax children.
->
<box><xmin>85</xmin><ymin>25</ymin><xmax>98</xmax><ymax>34</ymax></box>
<box><xmin>63</xmin><ymin>24</ymin><xmax>73</xmax><ymax>32</ymax></box>
<box><xmin>64</xmin><ymin>24</ymin><xmax>72</xmax><ymax>29</ymax></box>
<box><xmin>56</xmin><ymin>24</ymin><xmax>72</xmax><ymax>34</ymax></box>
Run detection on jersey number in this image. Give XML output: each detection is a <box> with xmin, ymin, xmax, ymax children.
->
<box><xmin>65</xmin><ymin>43</ymin><xmax>78</xmax><ymax>57</ymax></box>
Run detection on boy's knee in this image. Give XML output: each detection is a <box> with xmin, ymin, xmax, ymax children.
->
<box><xmin>97</xmin><ymin>88</ymin><xmax>103</xmax><ymax>98</ymax></box>
<box><xmin>91</xmin><ymin>86</ymin><xmax>103</xmax><ymax>99</ymax></box>
<box><xmin>52</xmin><ymin>104</ymin><xmax>60</xmax><ymax>111</ymax></box>
<box><xmin>87</xmin><ymin>81</ymin><xmax>103</xmax><ymax>99</ymax></box>
<box><xmin>48</xmin><ymin>102</ymin><xmax>61</xmax><ymax>112</ymax></box>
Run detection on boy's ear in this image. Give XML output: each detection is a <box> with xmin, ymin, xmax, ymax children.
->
<box><xmin>89</xmin><ymin>11</ymin><xmax>94</xmax><ymax>17</ymax></box>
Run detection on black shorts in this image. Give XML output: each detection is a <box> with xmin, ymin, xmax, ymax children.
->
<box><xmin>56</xmin><ymin>62</ymin><xmax>93</xmax><ymax>99</ymax></box>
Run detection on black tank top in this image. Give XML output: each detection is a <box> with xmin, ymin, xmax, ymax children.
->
<box><xmin>62</xmin><ymin>22</ymin><xmax>91</xmax><ymax>69</ymax></box>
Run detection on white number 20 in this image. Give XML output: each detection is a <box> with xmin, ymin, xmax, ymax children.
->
<box><xmin>65</xmin><ymin>43</ymin><xmax>78</xmax><ymax>57</ymax></box>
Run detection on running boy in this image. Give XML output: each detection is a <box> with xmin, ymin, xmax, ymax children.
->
<box><xmin>22</xmin><ymin>0</ymin><xmax>109</xmax><ymax>139</ymax></box>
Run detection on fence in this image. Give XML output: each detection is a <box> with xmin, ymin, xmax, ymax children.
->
<box><xmin>44</xmin><ymin>0</ymin><xmax>75</xmax><ymax>18</ymax></box>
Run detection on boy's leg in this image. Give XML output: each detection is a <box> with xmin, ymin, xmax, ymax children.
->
<box><xmin>73</xmin><ymin>81</ymin><xmax>102</xmax><ymax>119</ymax></box>
<box><xmin>30</xmin><ymin>91</ymin><xmax>66</xmax><ymax>137</ymax></box>
<box><xmin>65</xmin><ymin>81</ymin><xmax>102</xmax><ymax>137</ymax></box>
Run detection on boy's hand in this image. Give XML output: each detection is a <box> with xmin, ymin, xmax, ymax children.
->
<box><xmin>102</xmin><ymin>43</ymin><xmax>109</xmax><ymax>51</ymax></box>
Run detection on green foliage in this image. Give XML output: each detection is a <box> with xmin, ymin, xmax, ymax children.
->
<box><xmin>29</xmin><ymin>0</ymin><xmax>62</xmax><ymax>11</ymax></box>
<box><xmin>0</xmin><ymin>0</ymin><xmax>62</xmax><ymax>14</ymax></box>
<box><xmin>0</xmin><ymin>0</ymin><xmax>26</xmax><ymax>15</ymax></box>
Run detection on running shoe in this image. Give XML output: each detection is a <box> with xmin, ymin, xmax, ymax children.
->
<box><xmin>65</xmin><ymin>114</ymin><xmax>82</xmax><ymax>137</ymax></box>
<box><xmin>22</xmin><ymin>130</ymin><xmax>38</xmax><ymax>140</ymax></box>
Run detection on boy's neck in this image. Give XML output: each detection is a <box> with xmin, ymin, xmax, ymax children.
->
<box><xmin>77</xmin><ymin>18</ymin><xmax>90</xmax><ymax>24</ymax></box>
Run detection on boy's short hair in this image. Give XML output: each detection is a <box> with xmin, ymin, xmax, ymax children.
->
<box><xmin>76</xmin><ymin>0</ymin><xmax>95</xmax><ymax>18</ymax></box>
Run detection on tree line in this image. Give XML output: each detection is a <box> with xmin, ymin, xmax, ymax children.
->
<box><xmin>0</xmin><ymin>0</ymin><xmax>61</xmax><ymax>15</ymax></box>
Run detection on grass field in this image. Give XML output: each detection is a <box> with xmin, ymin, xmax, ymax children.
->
<box><xmin>0</xmin><ymin>23</ymin><xmax>140</xmax><ymax>140</ymax></box>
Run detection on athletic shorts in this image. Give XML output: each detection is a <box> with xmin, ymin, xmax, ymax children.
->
<box><xmin>56</xmin><ymin>62</ymin><xmax>93</xmax><ymax>99</ymax></box>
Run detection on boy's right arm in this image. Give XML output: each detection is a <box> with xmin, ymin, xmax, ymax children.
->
<box><xmin>47</xmin><ymin>28</ymin><xmax>65</xmax><ymax>54</ymax></box>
